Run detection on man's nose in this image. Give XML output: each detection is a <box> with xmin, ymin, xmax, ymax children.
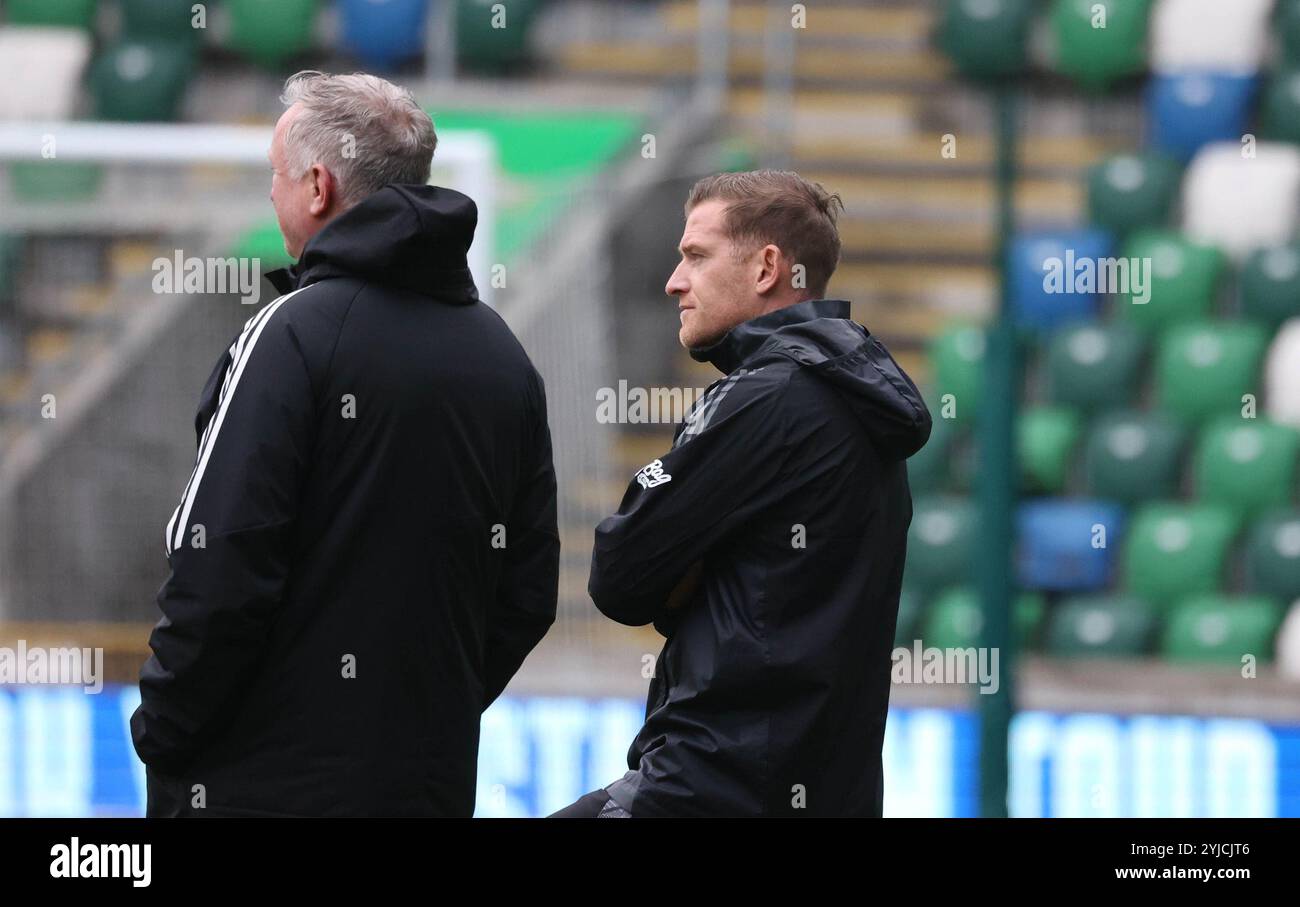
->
<box><xmin>665</xmin><ymin>264</ymin><xmax>688</xmax><ymax>298</ymax></box>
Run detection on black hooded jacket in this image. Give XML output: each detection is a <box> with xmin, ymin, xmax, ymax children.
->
<box><xmin>591</xmin><ymin>299</ymin><xmax>931</xmax><ymax>817</ymax></box>
<box><xmin>131</xmin><ymin>184</ymin><xmax>559</xmax><ymax>817</ymax></box>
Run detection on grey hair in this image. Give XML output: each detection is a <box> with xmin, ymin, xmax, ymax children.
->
<box><xmin>279</xmin><ymin>70</ymin><xmax>437</xmax><ymax>209</ymax></box>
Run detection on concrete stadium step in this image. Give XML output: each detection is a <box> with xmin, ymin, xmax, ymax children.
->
<box><xmin>806</xmin><ymin>171</ymin><xmax>1083</xmax><ymax>223</ymax></box>
<box><xmin>787</xmin><ymin>132</ymin><xmax>1129</xmax><ymax>177</ymax></box>
<box><xmin>661</xmin><ymin>0</ymin><xmax>934</xmax><ymax>46</ymax></box>
<box><xmin>553</xmin><ymin>40</ymin><xmax>949</xmax><ymax>87</ymax></box>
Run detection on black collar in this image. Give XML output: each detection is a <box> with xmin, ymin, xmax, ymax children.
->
<box><xmin>689</xmin><ymin>298</ymin><xmax>851</xmax><ymax>374</ymax></box>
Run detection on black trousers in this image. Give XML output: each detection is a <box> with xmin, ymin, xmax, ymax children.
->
<box><xmin>548</xmin><ymin>788</ymin><xmax>632</xmax><ymax>818</ymax></box>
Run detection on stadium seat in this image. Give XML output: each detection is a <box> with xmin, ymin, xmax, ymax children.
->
<box><xmin>1146</xmin><ymin>73</ymin><xmax>1258</xmax><ymax>163</ymax></box>
<box><xmin>10</xmin><ymin>162</ymin><xmax>103</xmax><ymax>202</ymax></box>
<box><xmin>1084</xmin><ymin>410</ymin><xmax>1187</xmax><ymax>505</ymax></box>
<box><xmin>1242</xmin><ymin>245</ymin><xmax>1300</xmax><ymax>327</ymax></box>
<box><xmin>1010</xmin><ymin>230</ymin><xmax>1116</xmax><ymax>333</ymax></box>
<box><xmin>1050</xmin><ymin>0</ymin><xmax>1151</xmax><ymax>90</ymax></box>
<box><xmin>1194</xmin><ymin>418</ymin><xmax>1300</xmax><ymax>522</ymax></box>
<box><xmin>894</xmin><ymin>586</ymin><xmax>924</xmax><ymax>647</ymax></box>
<box><xmin>904</xmin><ymin>496</ymin><xmax>977</xmax><ymax>595</ymax></box>
<box><xmin>1276</xmin><ymin>599</ymin><xmax>1300</xmax><ymax>681</ymax></box>
<box><xmin>4</xmin><ymin>0</ymin><xmax>97</xmax><ymax>29</ymax></box>
<box><xmin>1122</xmin><ymin>502</ymin><xmax>1238</xmax><ymax>609</ymax></box>
<box><xmin>1017</xmin><ymin>499</ymin><xmax>1124</xmax><ymax>592</ymax></box>
<box><xmin>457</xmin><ymin>0</ymin><xmax>544</xmax><ymax>73</ymax></box>
<box><xmin>1045</xmin><ymin>322</ymin><xmax>1146</xmax><ymax>412</ymax></box>
<box><xmin>921</xmin><ymin>588</ymin><xmax>1044</xmax><ymax>650</ymax></box>
<box><xmin>1265</xmin><ymin>319</ymin><xmax>1300</xmax><ymax>429</ymax></box>
<box><xmin>1155</xmin><ymin>321</ymin><xmax>1268</xmax><ymax>424</ymax></box>
<box><xmin>1245</xmin><ymin>511</ymin><xmax>1300</xmax><ymax>603</ymax></box>
<box><xmin>927</xmin><ymin>325</ymin><xmax>986</xmax><ymax>423</ymax></box>
<box><xmin>120</xmin><ymin>0</ymin><xmax>203</xmax><ymax>42</ymax></box>
<box><xmin>1282</xmin><ymin>0</ymin><xmax>1300</xmax><ymax>66</ymax></box>
<box><xmin>1260</xmin><ymin>68</ymin><xmax>1300</xmax><ymax>145</ymax></box>
<box><xmin>907</xmin><ymin>413</ymin><xmax>958</xmax><ymax>495</ymax></box>
<box><xmin>340</xmin><ymin>0</ymin><xmax>429</xmax><ymax>71</ymax></box>
<box><xmin>1118</xmin><ymin>231</ymin><xmax>1225</xmax><ymax>333</ymax></box>
<box><xmin>0</xmin><ymin>27</ymin><xmax>92</xmax><ymax>119</ymax></box>
<box><xmin>1161</xmin><ymin>595</ymin><xmax>1284</xmax><ymax>665</ymax></box>
<box><xmin>1086</xmin><ymin>152</ymin><xmax>1182</xmax><ymax>237</ymax></box>
<box><xmin>226</xmin><ymin>0</ymin><xmax>319</xmax><ymax>67</ymax></box>
<box><xmin>1018</xmin><ymin>407</ymin><xmax>1084</xmax><ymax>493</ymax></box>
<box><xmin>1046</xmin><ymin>594</ymin><xmax>1158</xmax><ymax>657</ymax></box>
<box><xmin>1182</xmin><ymin>143</ymin><xmax>1300</xmax><ymax>264</ymax></box>
<box><xmin>1150</xmin><ymin>0</ymin><xmax>1273</xmax><ymax>74</ymax></box>
<box><xmin>89</xmin><ymin>41</ymin><xmax>196</xmax><ymax>122</ymax></box>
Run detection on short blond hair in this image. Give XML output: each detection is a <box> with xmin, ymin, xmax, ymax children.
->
<box><xmin>687</xmin><ymin>170</ymin><xmax>844</xmax><ymax>296</ymax></box>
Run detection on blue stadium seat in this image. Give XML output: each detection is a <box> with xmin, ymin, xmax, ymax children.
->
<box><xmin>339</xmin><ymin>0</ymin><xmax>429</xmax><ymax>71</ymax></box>
<box><xmin>1146</xmin><ymin>72</ymin><xmax>1259</xmax><ymax>162</ymax></box>
<box><xmin>1017</xmin><ymin>499</ymin><xmax>1125</xmax><ymax>592</ymax></box>
<box><xmin>1009</xmin><ymin>229</ymin><xmax>1116</xmax><ymax>333</ymax></box>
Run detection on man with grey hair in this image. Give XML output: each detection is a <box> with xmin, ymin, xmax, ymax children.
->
<box><xmin>132</xmin><ymin>71</ymin><xmax>559</xmax><ymax>817</ymax></box>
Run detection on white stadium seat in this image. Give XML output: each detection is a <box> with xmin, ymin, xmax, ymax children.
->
<box><xmin>1276</xmin><ymin>599</ymin><xmax>1300</xmax><ymax>681</ymax></box>
<box><xmin>1182</xmin><ymin>142</ymin><xmax>1300</xmax><ymax>264</ymax></box>
<box><xmin>1265</xmin><ymin>319</ymin><xmax>1300</xmax><ymax>429</ymax></box>
<box><xmin>1150</xmin><ymin>0</ymin><xmax>1276</xmax><ymax>75</ymax></box>
<box><xmin>0</xmin><ymin>26</ymin><xmax>92</xmax><ymax>120</ymax></box>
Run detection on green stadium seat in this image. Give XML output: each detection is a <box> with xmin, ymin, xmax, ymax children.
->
<box><xmin>226</xmin><ymin>0</ymin><xmax>319</xmax><ymax>67</ymax></box>
<box><xmin>904</xmin><ymin>496</ymin><xmax>976</xmax><ymax>595</ymax></box>
<box><xmin>1086</xmin><ymin>152</ymin><xmax>1181</xmax><ymax>237</ymax></box>
<box><xmin>937</xmin><ymin>0</ymin><xmax>1033</xmax><ymax>80</ymax></box>
<box><xmin>1118</xmin><ymin>230</ymin><xmax>1225</xmax><ymax>333</ymax></box>
<box><xmin>1283</xmin><ymin>1</ymin><xmax>1300</xmax><ymax>65</ymax></box>
<box><xmin>120</xmin><ymin>0</ymin><xmax>203</xmax><ymax>43</ymax></box>
<box><xmin>907</xmin><ymin>413</ymin><xmax>958</xmax><ymax>495</ymax></box>
<box><xmin>9</xmin><ymin>162</ymin><xmax>103</xmax><ymax>202</ymax></box>
<box><xmin>1241</xmin><ymin>245</ymin><xmax>1300</xmax><ymax>327</ymax></box>
<box><xmin>5</xmin><ymin>0</ymin><xmax>97</xmax><ymax>29</ymax></box>
<box><xmin>1155</xmin><ymin>321</ymin><xmax>1268</xmax><ymax>424</ymax></box>
<box><xmin>1019</xmin><ymin>406</ymin><xmax>1083</xmax><ymax>493</ymax></box>
<box><xmin>1045</xmin><ymin>322</ymin><xmax>1146</xmax><ymax>411</ymax></box>
<box><xmin>1050</xmin><ymin>0</ymin><xmax>1151</xmax><ymax>91</ymax></box>
<box><xmin>456</xmin><ymin>0</ymin><xmax>543</xmax><ymax>73</ymax></box>
<box><xmin>1245</xmin><ymin>510</ymin><xmax>1300</xmax><ymax>602</ymax></box>
<box><xmin>927</xmin><ymin>325</ymin><xmax>985</xmax><ymax>424</ymax></box>
<box><xmin>90</xmin><ymin>41</ymin><xmax>196</xmax><ymax>122</ymax></box>
<box><xmin>1260</xmin><ymin>68</ymin><xmax>1300</xmax><ymax>145</ymax></box>
<box><xmin>1194</xmin><ymin>418</ymin><xmax>1300</xmax><ymax>521</ymax></box>
<box><xmin>1046</xmin><ymin>594</ymin><xmax>1158</xmax><ymax>657</ymax></box>
<box><xmin>920</xmin><ymin>588</ymin><xmax>1044</xmax><ymax>650</ymax></box>
<box><xmin>894</xmin><ymin>587</ymin><xmax>924</xmax><ymax>648</ymax></box>
<box><xmin>1122</xmin><ymin>502</ymin><xmax>1238</xmax><ymax>610</ymax></box>
<box><xmin>1084</xmin><ymin>410</ymin><xmax>1187</xmax><ymax>504</ymax></box>
<box><xmin>1161</xmin><ymin>595</ymin><xmax>1284</xmax><ymax>665</ymax></box>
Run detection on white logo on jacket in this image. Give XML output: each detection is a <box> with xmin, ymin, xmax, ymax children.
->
<box><xmin>635</xmin><ymin>459</ymin><xmax>672</xmax><ymax>489</ymax></box>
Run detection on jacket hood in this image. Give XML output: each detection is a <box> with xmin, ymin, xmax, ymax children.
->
<box><xmin>267</xmin><ymin>183</ymin><xmax>479</xmax><ymax>302</ymax></box>
<box><xmin>690</xmin><ymin>299</ymin><xmax>932</xmax><ymax>460</ymax></box>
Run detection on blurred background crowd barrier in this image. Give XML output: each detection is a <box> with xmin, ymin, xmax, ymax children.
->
<box><xmin>0</xmin><ymin>0</ymin><xmax>1298</xmax><ymax>817</ymax></box>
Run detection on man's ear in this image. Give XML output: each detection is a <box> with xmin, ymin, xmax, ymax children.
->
<box><xmin>308</xmin><ymin>164</ymin><xmax>335</xmax><ymax>217</ymax></box>
<box><xmin>755</xmin><ymin>243</ymin><xmax>783</xmax><ymax>295</ymax></box>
